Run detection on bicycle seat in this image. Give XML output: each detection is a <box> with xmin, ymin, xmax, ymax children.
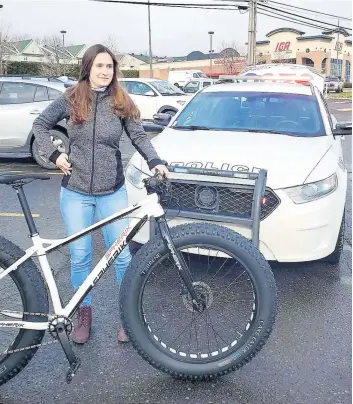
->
<box><xmin>0</xmin><ymin>173</ymin><xmax>50</xmax><ymax>185</ymax></box>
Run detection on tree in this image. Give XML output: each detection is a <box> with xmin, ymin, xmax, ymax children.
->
<box><xmin>0</xmin><ymin>25</ymin><xmax>14</xmax><ymax>74</ymax></box>
<box><xmin>217</xmin><ymin>41</ymin><xmax>245</xmax><ymax>74</ymax></box>
<box><xmin>37</xmin><ymin>35</ymin><xmax>70</xmax><ymax>76</ymax></box>
<box><xmin>103</xmin><ymin>34</ymin><xmax>124</xmax><ymax>64</ymax></box>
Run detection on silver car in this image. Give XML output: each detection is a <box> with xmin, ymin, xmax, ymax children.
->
<box><xmin>0</xmin><ymin>78</ymin><xmax>69</xmax><ymax>169</ymax></box>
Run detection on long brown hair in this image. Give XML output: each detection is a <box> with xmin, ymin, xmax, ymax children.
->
<box><xmin>66</xmin><ymin>44</ymin><xmax>140</xmax><ymax>124</ymax></box>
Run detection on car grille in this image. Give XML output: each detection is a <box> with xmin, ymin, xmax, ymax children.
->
<box><xmin>162</xmin><ymin>181</ymin><xmax>280</xmax><ymax>221</ymax></box>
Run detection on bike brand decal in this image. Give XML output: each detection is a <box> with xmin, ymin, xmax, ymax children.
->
<box><xmin>0</xmin><ymin>322</ymin><xmax>25</xmax><ymax>328</ymax></box>
<box><xmin>141</xmin><ymin>253</ymin><xmax>161</xmax><ymax>275</ymax></box>
<box><xmin>241</xmin><ymin>320</ymin><xmax>264</xmax><ymax>355</ymax></box>
<box><xmin>170</xmin><ymin>162</ymin><xmax>262</xmax><ymax>173</ymax></box>
<box><xmin>167</xmin><ymin>242</ymin><xmax>183</xmax><ymax>271</ymax></box>
<box><xmin>93</xmin><ymin>227</ymin><xmax>131</xmax><ymax>285</ymax></box>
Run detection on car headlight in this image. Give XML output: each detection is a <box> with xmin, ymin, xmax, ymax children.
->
<box><xmin>283</xmin><ymin>174</ymin><xmax>338</xmax><ymax>204</ymax></box>
<box><xmin>176</xmin><ymin>100</ymin><xmax>186</xmax><ymax>106</ymax></box>
<box><xmin>125</xmin><ymin>163</ymin><xmax>149</xmax><ymax>189</ymax></box>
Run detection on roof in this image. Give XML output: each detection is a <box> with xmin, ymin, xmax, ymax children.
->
<box><xmin>64</xmin><ymin>45</ymin><xmax>86</xmax><ymax>57</ymax></box>
<box><xmin>297</xmin><ymin>35</ymin><xmax>333</xmax><ymax>41</ymax></box>
<box><xmin>0</xmin><ymin>78</ymin><xmax>67</xmax><ymax>91</ymax></box>
<box><xmin>266</xmin><ymin>28</ymin><xmax>305</xmax><ymax>37</ymax></box>
<box><xmin>130</xmin><ymin>54</ymin><xmax>150</xmax><ymax>63</ymax></box>
<box><xmin>11</xmin><ymin>39</ymin><xmax>32</xmax><ymax>53</ymax></box>
<box><xmin>203</xmin><ymin>81</ymin><xmax>313</xmax><ymax>96</ymax></box>
<box><xmin>322</xmin><ymin>28</ymin><xmax>351</xmax><ymax>37</ymax></box>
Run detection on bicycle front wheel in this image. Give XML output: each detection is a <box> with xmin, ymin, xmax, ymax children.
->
<box><xmin>120</xmin><ymin>223</ymin><xmax>277</xmax><ymax>380</ymax></box>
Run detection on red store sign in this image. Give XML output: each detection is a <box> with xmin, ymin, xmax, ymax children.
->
<box><xmin>275</xmin><ymin>41</ymin><xmax>291</xmax><ymax>51</ymax></box>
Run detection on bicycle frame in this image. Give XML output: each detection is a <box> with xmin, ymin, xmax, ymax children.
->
<box><xmin>0</xmin><ymin>192</ymin><xmax>165</xmax><ymax>331</ymax></box>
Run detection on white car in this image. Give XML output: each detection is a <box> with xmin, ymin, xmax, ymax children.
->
<box><xmin>182</xmin><ymin>78</ymin><xmax>218</xmax><ymax>95</ymax></box>
<box><xmin>0</xmin><ymin>78</ymin><xmax>69</xmax><ymax>169</ymax></box>
<box><xmin>118</xmin><ymin>78</ymin><xmax>190</xmax><ymax>120</ymax></box>
<box><xmin>125</xmin><ymin>79</ymin><xmax>351</xmax><ymax>264</ymax></box>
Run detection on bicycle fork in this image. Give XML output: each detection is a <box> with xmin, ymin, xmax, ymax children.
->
<box><xmin>156</xmin><ymin>217</ymin><xmax>205</xmax><ymax>312</ymax></box>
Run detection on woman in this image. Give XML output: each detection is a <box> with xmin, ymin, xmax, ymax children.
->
<box><xmin>33</xmin><ymin>44</ymin><xmax>169</xmax><ymax>345</ymax></box>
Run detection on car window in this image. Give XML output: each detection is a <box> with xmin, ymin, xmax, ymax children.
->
<box><xmin>193</xmin><ymin>73</ymin><xmax>199</xmax><ymax>78</ymax></box>
<box><xmin>174</xmin><ymin>91</ymin><xmax>326</xmax><ymax>137</ymax></box>
<box><xmin>183</xmin><ymin>81</ymin><xmax>200</xmax><ymax>94</ymax></box>
<box><xmin>150</xmin><ymin>80</ymin><xmax>184</xmax><ymax>95</ymax></box>
<box><xmin>48</xmin><ymin>87</ymin><xmax>62</xmax><ymax>100</ymax></box>
<box><xmin>34</xmin><ymin>86</ymin><xmax>49</xmax><ymax>102</ymax></box>
<box><xmin>130</xmin><ymin>82</ymin><xmax>153</xmax><ymax>96</ymax></box>
<box><xmin>0</xmin><ymin>82</ymin><xmax>36</xmax><ymax>104</ymax></box>
<box><xmin>202</xmin><ymin>82</ymin><xmax>212</xmax><ymax>88</ymax></box>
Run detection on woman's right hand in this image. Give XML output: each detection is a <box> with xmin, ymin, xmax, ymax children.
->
<box><xmin>56</xmin><ymin>153</ymin><xmax>72</xmax><ymax>176</ymax></box>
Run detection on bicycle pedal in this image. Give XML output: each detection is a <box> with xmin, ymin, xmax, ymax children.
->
<box><xmin>66</xmin><ymin>358</ymin><xmax>81</xmax><ymax>384</ymax></box>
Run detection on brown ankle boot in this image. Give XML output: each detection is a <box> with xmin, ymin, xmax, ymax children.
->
<box><xmin>117</xmin><ymin>326</ymin><xmax>130</xmax><ymax>343</ymax></box>
<box><xmin>72</xmin><ymin>307</ymin><xmax>92</xmax><ymax>344</ymax></box>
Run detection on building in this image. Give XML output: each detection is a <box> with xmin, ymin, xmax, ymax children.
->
<box><xmin>0</xmin><ymin>39</ymin><xmax>88</xmax><ymax>65</ymax></box>
<box><xmin>254</xmin><ymin>27</ymin><xmax>352</xmax><ymax>82</ymax></box>
<box><xmin>139</xmin><ymin>49</ymin><xmax>246</xmax><ymax>79</ymax></box>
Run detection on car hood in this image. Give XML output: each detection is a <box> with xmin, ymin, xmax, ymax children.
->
<box><xmin>160</xmin><ymin>95</ymin><xmax>190</xmax><ymax>104</ymax></box>
<box><xmin>139</xmin><ymin>129</ymin><xmax>335</xmax><ymax>189</ymax></box>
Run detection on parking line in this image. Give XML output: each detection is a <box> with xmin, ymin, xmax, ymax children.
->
<box><xmin>0</xmin><ymin>213</ymin><xmax>40</xmax><ymax>218</ymax></box>
<box><xmin>336</xmin><ymin>108</ymin><xmax>352</xmax><ymax>112</ymax></box>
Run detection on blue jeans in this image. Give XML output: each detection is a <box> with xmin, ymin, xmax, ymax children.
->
<box><xmin>59</xmin><ymin>185</ymin><xmax>132</xmax><ymax>307</ymax></box>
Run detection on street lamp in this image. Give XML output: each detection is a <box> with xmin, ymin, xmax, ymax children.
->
<box><xmin>208</xmin><ymin>31</ymin><xmax>214</xmax><ymax>76</ymax></box>
<box><xmin>60</xmin><ymin>30</ymin><xmax>66</xmax><ymax>47</ymax></box>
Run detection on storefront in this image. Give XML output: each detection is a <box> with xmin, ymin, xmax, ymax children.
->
<box><xmin>255</xmin><ymin>27</ymin><xmax>352</xmax><ymax>82</ymax></box>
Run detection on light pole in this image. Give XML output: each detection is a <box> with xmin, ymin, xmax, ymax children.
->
<box><xmin>60</xmin><ymin>30</ymin><xmax>66</xmax><ymax>47</ymax></box>
<box><xmin>147</xmin><ymin>0</ymin><xmax>153</xmax><ymax>78</ymax></box>
<box><xmin>208</xmin><ymin>31</ymin><xmax>214</xmax><ymax>76</ymax></box>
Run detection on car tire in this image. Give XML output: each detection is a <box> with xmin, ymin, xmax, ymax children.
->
<box><xmin>32</xmin><ymin>129</ymin><xmax>69</xmax><ymax>170</ymax></box>
<box><xmin>321</xmin><ymin>212</ymin><xmax>345</xmax><ymax>264</ymax></box>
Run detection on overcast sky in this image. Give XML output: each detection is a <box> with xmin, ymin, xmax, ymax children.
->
<box><xmin>0</xmin><ymin>0</ymin><xmax>351</xmax><ymax>56</ymax></box>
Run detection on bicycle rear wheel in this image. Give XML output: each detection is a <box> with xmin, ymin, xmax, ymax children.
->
<box><xmin>120</xmin><ymin>223</ymin><xmax>277</xmax><ymax>380</ymax></box>
<box><xmin>0</xmin><ymin>236</ymin><xmax>49</xmax><ymax>387</ymax></box>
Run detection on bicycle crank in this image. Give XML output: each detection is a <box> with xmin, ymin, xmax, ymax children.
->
<box><xmin>50</xmin><ymin>317</ymin><xmax>81</xmax><ymax>383</ymax></box>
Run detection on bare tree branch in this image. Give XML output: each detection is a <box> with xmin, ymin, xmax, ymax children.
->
<box><xmin>38</xmin><ymin>35</ymin><xmax>69</xmax><ymax>76</ymax></box>
<box><xmin>102</xmin><ymin>34</ymin><xmax>124</xmax><ymax>63</ymax></box>
<box><xmin>217</xmin><ymin>41</ymin><xmax>244</xmax><ymax>74</ymax></box>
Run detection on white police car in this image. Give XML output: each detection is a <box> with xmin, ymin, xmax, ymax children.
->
<box><xmin>126</xmin><ymin>75</ymin><xmax>351</xmax><ymax>264</ymax></box>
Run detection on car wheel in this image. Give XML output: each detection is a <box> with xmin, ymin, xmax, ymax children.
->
<box><xmin>321</xmin><ymin>212</ymin><xmax>345</xmax><ymax>264</ymax></box>
<box><xmin>32</xmin><ymin>129</ymin><xmax>69</xmax><ymax>170</ymax></box>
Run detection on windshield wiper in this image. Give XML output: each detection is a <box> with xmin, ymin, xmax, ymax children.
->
<box><xmin>239</xmin><ymin>129</ymin><xmax>301</xmax><ymax>136</ymax></box>
<box><xmin>173</xmin><ymin>125</ymin><xmax>210</xmax><ymax>131</ymax></box>
<box><xmin>160</xmin><ymin>92</ymin><xmax>184</xmax><ymax>96</ymax></box>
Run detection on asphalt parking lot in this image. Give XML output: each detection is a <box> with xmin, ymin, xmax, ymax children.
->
<box><xmin>0</xmin><ymin>100</ymin><xmax>351</xmax><ymax>404</ymax></box>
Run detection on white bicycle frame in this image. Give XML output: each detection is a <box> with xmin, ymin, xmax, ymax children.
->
<box><xmin>0</xmin><ymin>192</ymin><xmax>164</xmax><ymax>331</ymax></box>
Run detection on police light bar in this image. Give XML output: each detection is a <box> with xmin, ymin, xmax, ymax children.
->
<box><xmin>233</xmin><ymin>75</ymin><xmax>313</xmax><ymax>85</ymax></box>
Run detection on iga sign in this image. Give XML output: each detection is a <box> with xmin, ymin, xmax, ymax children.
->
<box><xmin>275</xmin><ymin>42</ymin><xmax>291</xmax><ymax>52</ymax></box>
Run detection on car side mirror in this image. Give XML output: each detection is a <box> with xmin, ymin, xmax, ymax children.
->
<box><xmin>153</xmin><ymin>113</ymin><xmax>171</xmax><ymax>127</ymax></box>
<box><xmin>142</xmin><ymin>122</ymin><xmax>164</xmax><ymax>134</ymax></box>
<box><xmin>144</xmin><ymin>90</ymin><xmax>156</xmax><ymax>97</ymax></box>
<box><xmin>333</xmin><ymin>121</ymin><xmax>352</xmax><ymax>138</ymax></box>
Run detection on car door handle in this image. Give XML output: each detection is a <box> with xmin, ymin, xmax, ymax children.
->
<box><xmin>29</xmin><ymin>110</ymin><xmax>42</xmax><ymax>115</ymax></box>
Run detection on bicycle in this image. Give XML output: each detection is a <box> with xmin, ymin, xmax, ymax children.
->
<box><xmin>0</xmin><ymin>165</ymin><xmax>277</xmax><ymax>386</ymax></box>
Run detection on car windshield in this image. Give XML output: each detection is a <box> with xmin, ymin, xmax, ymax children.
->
<box><xmin>183</xmin><ymin>81</ymin><xmax>200</xmax><ymax>93</ymax></box>
<box><xmin>150</xmin><ymin>81</ymin><xmax>184</xmax><ymax>95</ymax></box>
<box><xmin>172</xmin><ymin>91</ymin><xmax>326</xmax><ymax>137</ymax></box>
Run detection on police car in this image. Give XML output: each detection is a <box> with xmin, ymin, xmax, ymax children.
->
<box><xmin>126</xmin><ymin>71</ymin><xmax>351</xmax><ymax>264</ymax></box>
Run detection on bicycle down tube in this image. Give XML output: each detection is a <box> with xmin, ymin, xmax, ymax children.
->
<box><xmin>0</xmin><ymin>193</ymin><xmax>163</xmax><ymax>331</ymax></box>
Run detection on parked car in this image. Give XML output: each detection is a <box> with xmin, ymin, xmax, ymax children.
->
<box><xmin>118</xmin><ymin>78</ymin><xmax>190</xmax><ymax>120</ymax></box>
<box><xmin>324</xmin><ymin>76</ymin><xmax>344</xmax><ymax>93</ymax></box>
<box><xmin>168</xmin><ymin>70</ymin><xmax>208</xmax><ymax>88</ymax></box>
<box><xmin>0</xmin><ymin>78</ymin><xmax>69</xmax><ymax>169</ymax></box>
<box><xmin>182</xmin><ymin>78</ymin><xmax>218</xmax><ymax>95</ymax></box>
<box><xmin>125</xmin><ymin>77</ymin><xmax>350</xmax><ymax>264</ymax></box>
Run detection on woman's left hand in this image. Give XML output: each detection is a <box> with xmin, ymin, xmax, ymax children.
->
<box><xmin>151</xmin><ymin>164</ymin><xmax>170</xmax><ymax>178</ymax></box>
